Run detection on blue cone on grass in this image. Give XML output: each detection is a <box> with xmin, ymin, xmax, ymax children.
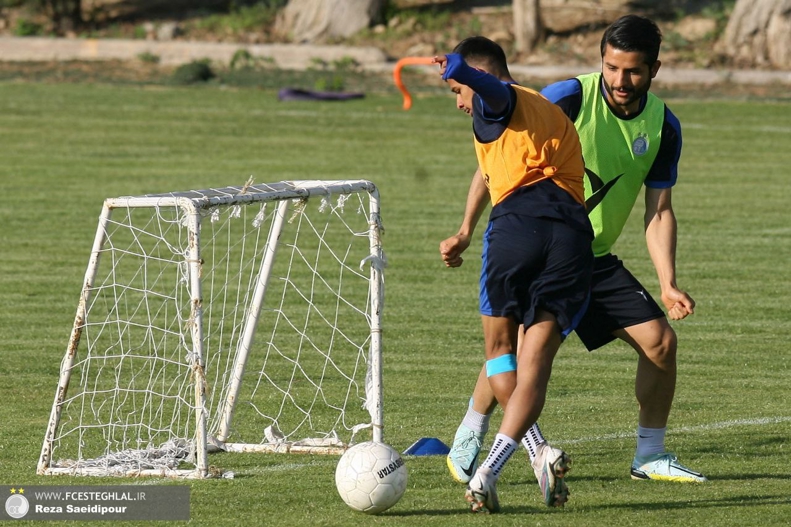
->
<box><xmin>403</xmin><ymin>437</ymin><xmax>450</xmax><ymax>456</ymax></box>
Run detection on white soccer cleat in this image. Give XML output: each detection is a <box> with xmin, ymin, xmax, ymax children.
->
<box><xmin>631</xmin><ymin>452</ymin><xmax>707</xmax><ymax>483</ymax></box>
<box><xmin>465</xmin><ymin>467</ymin><xmax>500</xmax><ymax>513</ymax></box>
<box><xmin>531</xmin><ymin>444</ymin><xmax>571</xmax><ymax>507</ymax></box>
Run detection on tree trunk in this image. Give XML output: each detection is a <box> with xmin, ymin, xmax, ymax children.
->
<box><xmin>40</xmin><ymin>0</ymin><xmax>83</xmax><ymax>34</ymax></box>
<box><xmin>275</xmin><ymin>0</ymin><xmax>385</xmax><ymax>44</ymax></box>
<box><xmin>718</xmin><ymin>0</ymin><xmax>791</xmax><ymax>69</ymax></box>
<box><xmin>513</xmin><ymin>0</ymin><xmax>543</xmax><ymax>54</ymax></box>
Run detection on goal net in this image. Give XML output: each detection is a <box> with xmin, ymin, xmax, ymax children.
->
<box><xmin>38</xmin><ymin>179</ymin><xmax>385</xmax><ymax>478</ymax></box>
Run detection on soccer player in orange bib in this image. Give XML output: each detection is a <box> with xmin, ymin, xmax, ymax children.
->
<box><xmin>434</xmin><ymin>36</ymin><xmax>594</xmax><ymax>513</ymax></box>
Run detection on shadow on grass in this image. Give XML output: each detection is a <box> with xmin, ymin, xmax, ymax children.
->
<box><xmin>707</xmin><ymin>472</ymin><xmax>791</xmax><ymax>482</ymax></box>
<box><xmin>580</xmin><ymin>494</ymin><xmax>791</xmax><ymax>512</ymax></box>
<box><xmin>383</xmin><ymin>493</ymin><xmax>791</xmax><ymax>517</ymax></box>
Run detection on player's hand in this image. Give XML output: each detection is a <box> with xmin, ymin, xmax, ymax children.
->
<box><xmin>661</xmin><ymin>287</ymin><xmax>695</xmax><ymax>320</ymax></box>
<box><xmin>432</xmin><ymin>55</ymin><xmax>448</xmax><ymax>77</ymax></box>
<box><xmin>439</xmin><ymin>234</ymin><xmax>470</xmax><ymax>268</ymax></box>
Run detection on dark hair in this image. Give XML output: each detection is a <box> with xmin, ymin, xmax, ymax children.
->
<box><xmin>452</xmin><ymin>36</ymin><xmax>511</xmax><ymax>78</ymax></box>
<box><xmin>600</xmin><ymin>15</ymin><xmax>662</xmax><ymax>66</ymax></box>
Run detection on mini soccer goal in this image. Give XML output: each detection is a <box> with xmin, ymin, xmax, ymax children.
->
<box><xmin>38</xmin><ymin>179</ymin><xmax>385</xmax><ymax>478</ymax></box>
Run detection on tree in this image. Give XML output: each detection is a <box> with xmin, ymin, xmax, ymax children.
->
<box><xmin>512</xmin><ymin>0</ymin><xmax>543</xmax><ymax>54</ymax></box>
<box><xmin>718</xmin><ymin>0</ymin><xmax>791</xmax><ymax>69</ymax></box>
<box><xmin>39</xmin><ymin>0</ymin><xmax>82</xmax><ymax>33</ymax></box>
<box><xmin>274</xmin><ymin>0</ymin><xmax>385</xmax><ymax>43</ymax></box>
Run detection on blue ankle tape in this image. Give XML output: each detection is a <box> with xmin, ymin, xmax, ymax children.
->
<box><xmin>486</xmin><ymin>354</ymin><xmax>517</xmax><ymax>377</ymax></box>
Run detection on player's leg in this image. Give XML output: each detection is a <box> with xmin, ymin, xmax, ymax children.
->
<box><xmin>467</xmin><ymin>311</ymin><xmax>568</xmax><ymax>512</ymax></box>
<box><xmin>462</xmin><ymin>314</ymin><xmax>517</xmax><ymax>513</ymax></box>
<box><xmin>447</xmin><ymin>318</ymin><xmax>517</xmax><ymax>485</ymax></box>
<box><xmin>577</xmin><ymin>254</ymin><xmax>706</xmax><ymax>482</ymax></box>
<box><xmin>615</xmin><ymin>320</ymin><xmax>707</xmax><ymax>483</ymax></box>
<box><xmin>481</xmin><ymin>315</ymin><xmax>519</xmax><ymax>407</ymax></box>
<box><xmin>512</xmin><ymin>326</ymin><xmax>556</xmax><ymax>490</ymax></box>
<box><xmin>614</xmin><ymin>318</ymin><xmax>676</xmax><ymax>431</ymax></box>
<box><xmin>500</xmin><ymin>312</ymin><xmax>560</xmax><ymax>437</ymax></box>
<box><xmin>500</xmin><ymin>320</ymin><xmax>571</xmax><ymax>507</ymax></box>
<box><xmin>447</xmin><ymin>367</ymin><xmax>496</xmax><ymax>483</ymax></box>
<box><xmin>508</xmin><ymin>315</ymin><xmax>573</xmax><ymax>508</ymax></box>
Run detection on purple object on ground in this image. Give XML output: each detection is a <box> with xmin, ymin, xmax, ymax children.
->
<box><xmin>278</xmin><ymin>88</ymin><xmax>365</xmax><ymax>101</ymax></box>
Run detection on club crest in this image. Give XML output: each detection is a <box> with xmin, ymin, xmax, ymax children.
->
<box><xmin>632</xmin><ymin>133</ymin><xmax>649</xmax><ymax>156</ymax></box>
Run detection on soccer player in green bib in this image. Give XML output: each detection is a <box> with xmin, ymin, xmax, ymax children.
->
<box><xmin>441</xmin><ymin>14</ymin><xmax>706</xmax><ymax>510</ymax></box>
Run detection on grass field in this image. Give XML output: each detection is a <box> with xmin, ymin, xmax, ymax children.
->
<box><xmin>0</xmin><ymin>75</ymin><xmax>790</xmax><ymax>526</ymax></box>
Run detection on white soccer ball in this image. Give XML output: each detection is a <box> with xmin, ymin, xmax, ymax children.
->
<box><xmin>335</xmin><ymin>441</ymin><xmax>408</xmax><ymax>514</ymax></box>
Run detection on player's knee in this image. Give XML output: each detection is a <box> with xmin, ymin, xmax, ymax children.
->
<box><xmin>485</xmin><ymin>335</ymin><xmax>514</xmax><ymax>360</ymax></box>
<box><xmin>644</xmin><ymin>325</ymin><xmax>677</xmax><ymax>366</ymax></box>
<box><xmin>485</xmin><ymin>353</ymin><xmax>517</xmax><ymax>377</ymax></box>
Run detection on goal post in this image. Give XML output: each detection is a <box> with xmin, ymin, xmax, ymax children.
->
<box><xmin>38</xmin><ymin>179</ymin><xmax>385</xmax><ymax>478</ymax></box>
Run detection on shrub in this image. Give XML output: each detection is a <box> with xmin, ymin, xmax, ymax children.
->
<box><xmin>138</xmin><ymin>52</ymin><xmax>161</xmax><ymax>64</ymax></box>
<box><xmin>15</xmin><ymin>19</ymin><xmax>43</xmax><ymax>36</ymax></box>
<box><xmin>172</xmin><ymin>60</ymin><xmax>215</xmax><ymax>84</ymax></box>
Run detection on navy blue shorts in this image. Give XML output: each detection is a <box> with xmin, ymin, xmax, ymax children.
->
<box><xmin>479</xmin><ymin>214</ymin><xmax>593</xmax><ymax>338</ymax></box>
<box><xmin>574</xmin><ymin>253</ymin><xmax>665</xmax><ymax>351</ymax></box>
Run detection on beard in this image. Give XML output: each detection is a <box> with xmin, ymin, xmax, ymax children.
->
<box><xmin>604</xmin><ymin>77</ymin><xmax>652</xmax><ymax>109</ymax></box>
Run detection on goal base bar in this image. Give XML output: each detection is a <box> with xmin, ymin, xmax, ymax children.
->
<box><xmin>221</xmin><ymin>442</ymin><xmax>347</xmax><ymax>455</ymax></box>
<box><xmin>38</xmin><ymin>467</ymin><xmax>211</xmax><ymax>479</ymax></box>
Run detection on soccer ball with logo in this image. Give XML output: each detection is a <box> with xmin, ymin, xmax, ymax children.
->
<box><xmin>335</xmin><ymin>441</ymin><xmax>408</xmax><ymax>514</ymax></box>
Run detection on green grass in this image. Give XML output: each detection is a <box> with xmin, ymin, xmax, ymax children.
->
<box><xmin>0</xmin><ymin>78</ymin><xmax>790</xmax><ymax>526</ymax></box>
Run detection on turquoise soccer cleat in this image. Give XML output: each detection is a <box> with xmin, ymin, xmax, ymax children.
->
<box><xmin>446</xmin><ymin>424</ymin><xmax>485</xmax><ymax>484</ymax></box>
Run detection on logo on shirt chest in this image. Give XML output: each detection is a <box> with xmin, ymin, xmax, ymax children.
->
<box><xmin>632</xmin><ymin>133</ymin><xmax>649</xmax><ymax>156</ymax></box>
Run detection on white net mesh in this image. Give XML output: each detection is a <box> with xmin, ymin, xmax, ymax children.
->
<box><xmin>39</xmin><ymin>180</ymin><xmax>384</xmax><ymax>477</ymax></box>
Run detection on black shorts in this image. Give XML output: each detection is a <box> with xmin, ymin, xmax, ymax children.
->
<box><xmin>574</xmin><ymin>253</ymin><xmax>665</xmax><ymax>351</ymax></box>
<box><xmin>479</xmin><ymin>214</ymin><xmax>593</xmax><ymax>337</ymax></box>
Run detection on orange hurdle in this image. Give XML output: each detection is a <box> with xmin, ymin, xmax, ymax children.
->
<box><xmin>393</xmin><ymin>57</ymin><xmax>435</xmax><ymax>110</ymax></box>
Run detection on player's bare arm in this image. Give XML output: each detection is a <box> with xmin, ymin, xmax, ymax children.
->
<box><xmin>440</xmin><ymin>168</ymin><xmax>489</xmax><ymax>268</ymax></box>
<box><xmin>644</xmin><ymin>186</ymin><xmax>695</xmax><ymax>320</ymax></box>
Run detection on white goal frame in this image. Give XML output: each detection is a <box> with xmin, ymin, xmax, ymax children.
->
<box><xmin>37</xmin><ymin>179</ymin><xmax>385</xmax><ymax>478</ymax></box>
